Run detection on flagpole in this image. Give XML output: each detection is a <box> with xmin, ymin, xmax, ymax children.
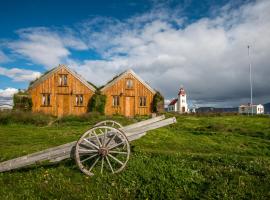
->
<box><xmin>248</xmin><ymin>45</ymin><xmax>253</xmax><ymax>115</ymax></box>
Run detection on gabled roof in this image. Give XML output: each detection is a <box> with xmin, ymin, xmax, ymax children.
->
<box><xmin>168</xmin><ymin>98</ymin><xmax>178</xmax><ymax>106</ymax></box>
<box><xmin>100</xmin><ymin>69</ymin><xmax>156</xmax><ymax>94</ymax></box>
<box><xmin>28</xmin><ymin>64</ymin><xmax>96</xmax><ymax>92</ymax></box>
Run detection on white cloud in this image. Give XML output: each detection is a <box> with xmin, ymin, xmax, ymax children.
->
<box><xmin>2</xmin><ymin>0</ymin><xmax>270</xmax><ymax>106</ymax></box>
<box><xmin>0</xmin><ymin>67</ymin><xmax>41</xmax><ymax>82</ymax></box>
<box><xmin>0</xmin><ymin>87</ymin><xmax>18</xmax><ymax>106</ymax></box>
<box><xmin>8</xmin><ymin>27</ymin><xmax>88</xmax><ymax>68</ymax></box>
<box><xmin>75</xmin><ymin>0</ymin><xmax>270</xmax><ymax>106</ymax></box>
<box><xmin>0</xmin><ymin>87</ymin><xmax>18</xmax><ymax>97</ymax></box>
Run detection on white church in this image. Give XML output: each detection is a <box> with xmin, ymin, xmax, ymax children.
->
<box><xmin>167</xmin><ymin>87</ymin><xmax>189</xmax><ymax>113</ymax></box>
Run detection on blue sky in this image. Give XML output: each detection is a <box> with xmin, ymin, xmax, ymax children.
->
<box><xmin>0</xmin><ymin>0</ymin><xmax>269</xmax><ymax>107</ymax></box>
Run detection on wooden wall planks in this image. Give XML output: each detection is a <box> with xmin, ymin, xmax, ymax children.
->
<box><xmin>102</xmin><ymin>73</ymin><xmax>154</xmax><ymax>116</ymax></box>
<box><xmin>28</xmin><ymin>67</ymin><xmax>94</xmax><ymax>117</ymax></box>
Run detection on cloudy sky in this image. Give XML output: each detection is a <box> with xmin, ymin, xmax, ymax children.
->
<box><xmin>0</xmin><ymin>0</ymin><xmax>269</xmax><ymax>107</ymax></box>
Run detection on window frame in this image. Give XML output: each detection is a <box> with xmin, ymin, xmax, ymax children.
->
<box><xmin>41</xmin><ymin>93</ymin><xmax>51</xmax><ymax>107</ymax></box>
<box><xmin>139</xmin><ymin>96</ymin><xmax>147</xmax><ymax>107</ymax></box>
<box><xmin>75</xmin><ymin>94</ymin><xmax>84</xmax><ymax>106</ymax></box>
<box><xmin>58</xmin><ymin>74</ymin><xmax>68</xmax><ymax>86</ymax></box>
<box><xmin>126</xmin><ymin>78</ymin><xmax>134</xmax><ymax>89</ymax></box>
<box><xmin>112</xmin><ymin>95</ymin><xmax>120</xmax><ymax>107</ymax></box>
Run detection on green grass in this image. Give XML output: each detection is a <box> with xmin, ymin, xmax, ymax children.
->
<box><xmin>0</xmin><ymin>113</ymin><xmax>270</xmax><ymax>199</ymax></box>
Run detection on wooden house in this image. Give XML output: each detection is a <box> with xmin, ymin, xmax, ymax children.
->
<box><xmin>100</xmin><ymin>69</ymin><xmax>156</xmax><ymax>117</ymax></box>
<box><xmin>28</xmin><ymin>65</ymin><xmax>96</xmax><ymax>116</ymax></box>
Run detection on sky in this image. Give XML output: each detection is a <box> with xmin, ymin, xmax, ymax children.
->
<box><xmin>0</xmin><ymin>0</ymin><xmax>269</xmax><ymax>107</ymax></box>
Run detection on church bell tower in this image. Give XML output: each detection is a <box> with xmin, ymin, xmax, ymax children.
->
<box><xmin>177</xmin><ymin>87</ymin><xmax>188</xmax><ymax>113</ymax></box>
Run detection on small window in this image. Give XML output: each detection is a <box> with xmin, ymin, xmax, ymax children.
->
<box><xmin>42</xmin><ymin>94</ymin><xmax>51</xmax><ymax>106</ymax></box>
<box><xmin>59</xmin><ymin>74</ymin><xmax>68</xmax><ymax>86</ymax></box>
<box><xmin>126</xmin><ymin>79</ymin><xmax>133</xmax><ymax>89</ymax></box>
<box><xmin>139</xmin><ymin>96</ymin><xmax>146</xmax><ymax>107</ymax></box>
<box><xmin>75</xmin><ymin>94</ymin><xmax>83</xmax><ymax>106</ymax></box>
<box><xmin>113</xmin><ymin>96</ymin><xmax>120</xmax><ymax>106</ymax></box>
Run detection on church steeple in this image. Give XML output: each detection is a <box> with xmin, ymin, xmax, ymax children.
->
<box><xmin>178</xmin><ymin>87</ymin><xmax>186</xmax><ymax>96</ymax></box>
<box><xmin>177</xmin><ymin>87</ymin><xmax>188</xmax><ymax>113</ymax></box>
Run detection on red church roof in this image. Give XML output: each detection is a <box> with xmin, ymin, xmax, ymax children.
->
<box><xmin>178</xmin><ymin>88</ymin><xmax>186</xmax><ymax>95</ymax></box>
<box><xmin>168</xmin><ymin>98</ymin><xmax>178</xmax><ymax>106</ymax></box>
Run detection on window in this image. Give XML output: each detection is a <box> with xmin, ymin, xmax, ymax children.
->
<box><xmin>42</xmin><ymin>94</ymin><xmax>51</xmax><ymax>106</ymax></box>
<box><xmin>59</xmin><ymin>74</ymin><xmax>68</xmax><ymax>86</ymax></box>
<box><xmin>75</xmin><ymin>94</ymin><xmax>83</xmax><ymax>106</ymax></box>
<box><xmin>113</xmin><ymin>96</ymin><xmax>120</xmax><ymax>106</ymax></box>
<box><xmin>139</xmin><ymin>96</ymin><xmax>146</xmax><ymax>107</ymax></box>
<box><xmin>126</xmin><ymin>79</ymin><xmax>133</xmax><ymax>89</ymax></box>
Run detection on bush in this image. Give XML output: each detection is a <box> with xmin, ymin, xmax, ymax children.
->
<box><xmin>0</xmin><ymin>111</ymin><xmax>54</xmax><ymax>126</ymax></box>
<box><xmin>13</xmin><ymin>90</ymin><xmax>32</xmax><ymax>111</ymax></box>
<box><xmin>87</xmin><ymin>91</ymin><xmax>107</xmax><ymax>114</ymax></box>
<box><xmin>152</xmin><ymin>91</ymin><xmax>164</xmax><ymax>113</ymax></box>
<box><xmin>55</xmin><ymin>112</ymin><xmax>105</xmax><ymax>125</ymax></box>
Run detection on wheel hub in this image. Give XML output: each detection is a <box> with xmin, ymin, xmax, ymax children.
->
<box><xmin>98</xmin><ymin>147</ymin><xmax>109</xmax><ymax>157</ymax></box>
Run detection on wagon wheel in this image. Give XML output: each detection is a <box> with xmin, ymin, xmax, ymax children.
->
<box><xmin>94</xmin><ymin>120</ymin><xmax>123</xmax><ymax>129</ymax></box>
<box><xmin>75</xmin><ymin>126</ymin><xmax>130</xmax><ymax>176</ymax></box>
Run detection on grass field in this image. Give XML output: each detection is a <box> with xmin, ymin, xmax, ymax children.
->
<box><xmin>0</xmin><ymin>112</ymin><xmax>270</xmax><ymax>199</ymax></box>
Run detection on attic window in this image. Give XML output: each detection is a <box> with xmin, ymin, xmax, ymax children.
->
<box><xmin>59</xmin><ymin>74</ymin><xmax>68</xmax><ymax>86</ymax></box>
<box><xmin>126</xmin><ymin>79</ymin><xmax>133</xmax><ymax>89</ymax></box>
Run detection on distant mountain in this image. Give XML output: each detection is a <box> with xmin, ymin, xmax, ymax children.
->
<box><xmin>264</xmin><ymin>102</ymin><xmax>270</xmax><ymax>114</ymax></box>
<box><xmin>196</xmin><ymin>107</ymin><xmax>238</xmax><ymax>113</ymax></box>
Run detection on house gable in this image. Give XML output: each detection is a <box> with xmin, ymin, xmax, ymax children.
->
<box><xmin>100</xmin><ymin>69</ymin><xmax>156</xmax><ymax>116</ymax></box>
<box><xmin>29</xmin><ymin>64</ymin><xmax>96</xmax><ymax>92</ymax></box>
<box><xmin>100</xmin><ymin>69</ymin><xmax>156</xmax><ymax>94</ymax></box>
<box><xmin>28</xmin><ymin>64</ymin><xmax>96</xmax><ymax>116</ymax></box>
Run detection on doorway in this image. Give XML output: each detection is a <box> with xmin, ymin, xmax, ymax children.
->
<box><xmin>57</xmin><ymin>94</ymin><xmax>70</xmax><ymax>116</ymax></box>
<box><xmin>125</xmin><ymin>96</ymin><xmax>135</xmax><ymax>117</ymax></box>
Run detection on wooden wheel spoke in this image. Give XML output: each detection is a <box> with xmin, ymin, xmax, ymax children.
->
<box><xmin>79</xmin><ymin>143</ymin><xmax>94</xmax><ymax>150</ymax></box>
<box><xmin>105</xmin><ymin>156</ymin><xmax>114</xmax><ymax>173</ymax></box>
<box><xmin>78</xmin><ymin>148</ymin><xmax>98</xmax><ymax>153</ymax></box>
<box><xmin>105</xmin><ymin>132</ymin><xmax>117</xmax><ymax>147</ymax></box>
<box><xmin>108</xmin><ymin>154</ymin><xmax>124</xmax><ymax>165</ymax></box>
<box><xmin>89</xmin><ymin>157</ymin><xmax>100</xmax><ymax>172</ymax></box>
<box><xmin>109</xmin><ymin>141</ymin><xmax>124</xmax><ymax>150</ymax></box>
<box><xmin>92</xmin><ymin>131</ymin><xmax>102</xmax><ymax>147</ymax></box>
<box><xmin>99</xmin><ymin>129</ymin><xmax>107</xmax><ymax>146</ymax></box>
<box><xmin>81</xmin><ymin>154</ymin><xmax>98</xmax><ymax>163</ymax></box>
<box><xmin>75</xmin><ymin>125</ymin><xmax>129</xmax><ymax>176</ymax></box>
<box><xmin>109</xmin><ymin>150</ymin><xmax>128</xmax><ymax>155</ymax></box>
<box><xmin>83</xmin><ymin>138</ymin><xmax>99</xmax><ymax>149</ymax></box>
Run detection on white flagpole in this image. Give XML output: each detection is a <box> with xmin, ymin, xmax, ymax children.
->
<box><xmin>248</xmin><ymin>45</ymin><xmax>253</xmax><ymax>115</ymax></box>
